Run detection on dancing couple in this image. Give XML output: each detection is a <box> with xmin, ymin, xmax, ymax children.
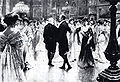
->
<box><xmin>43</xmin><ymin>15</ymin><xmax>72</xmax><ymax>71</ymax></box>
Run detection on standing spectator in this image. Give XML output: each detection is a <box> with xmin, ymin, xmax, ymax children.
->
<box><xmin>58</xmin><ymin>14</ymin><xmax>72</xmax><ymax>70</ymax></box>
<box><xmin>68</xmin><ymin>19</ymin><xmax>76</xmax><ymax>61</ymax></box>
<box><xmin>20</xmin><ymin>17</ymin><xmax>33</xmax><ymax>71</ymax></box>
<box><xmin>116</xmin><ymin>19</ymin><xmax>120</xmax><ymax>38</ymax></box>
<box><xmin>103</xmin><ymin>19</ymin><xmax>110</xmax><ymax>43</ymax></box>
<box><xmin>116</xmin><ymin>19</ymin><xmax>120</xmax><ymax>49</ymax></box>
<box><xmin>32</xmin><ymin>20</ymin><xmax>41</xmax><ymax>60</ymax></box>
<box><xmin>94</xmin><ymin>20</ymin><xmax>108</xmax><ymax>63</ymax></box>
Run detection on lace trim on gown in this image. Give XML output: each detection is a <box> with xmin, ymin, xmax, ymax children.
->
<box><xmin>0</xmin><ymin>32</ymin><xmax>25</xmax><ymax>82</ymax></box>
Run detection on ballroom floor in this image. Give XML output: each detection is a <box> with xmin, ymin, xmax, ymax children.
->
<box><xmin>25</xmin><ymin>42</ymin><xmax>111</xmax><ymax>82</ymax></box>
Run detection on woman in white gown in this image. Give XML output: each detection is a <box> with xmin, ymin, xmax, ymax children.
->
<box><xmin>20</xmin><ymin>18</ymin><xmax>34</xmax><ymax>70</ymax></box>
<box><xmin>0</xmin><ymin>14</ymin><xmax>26</xmax><ymax>82</ymax></box>
<box><xmin>68</xmin><ymin>19</ymin><xmax>76</xmax><ymax>61</ymax></box>
<box><xmin>94</xmin><ymin>21</ymin><xmax>108</xmax><ymax>63</ymax></box>
<box><xmin>32</xmin><ymin>21</ymin><xmax>41</xmax><ymax>60</ymax></box>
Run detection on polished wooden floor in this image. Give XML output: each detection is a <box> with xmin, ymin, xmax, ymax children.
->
<box><xmin>25</xmin><ymin>43</ymin><xmax>111</xmax><ymax>82</ymax></box>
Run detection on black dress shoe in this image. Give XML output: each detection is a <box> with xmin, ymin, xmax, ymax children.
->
<box><xmin>23</xmin><ymin>67</ymin><xmax>31</xmax><ymax>72</ymax></box>
<box><xmin>74</xmin><ymin>59</ymin><xmax>76</xmax><ymax>61</ymax></box>
<box><xmin>59</xmin><ymin>66</ymin><xmax>65</xmax><ymax>70</ymax></box>
<box><xmin>48</xmin><ymin>63</ymin><xmax>54</xmax><ymax>67</ymax></box>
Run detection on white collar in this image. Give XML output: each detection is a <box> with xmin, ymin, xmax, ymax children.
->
<box><xmin>58</xmin><ymin>20</ymin><xmax>66</xmax><ymax>27</ymax></box>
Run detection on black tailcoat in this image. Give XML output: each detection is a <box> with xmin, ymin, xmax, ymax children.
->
<box><xmin>58</xmin><ymin>21</ymin><xmax>71</xmax><ymax>54</ymax></box>
<box><xmin>43</xmin><ymin>23</ymin><xmax>58</xmax><ymax>52</ymax></box>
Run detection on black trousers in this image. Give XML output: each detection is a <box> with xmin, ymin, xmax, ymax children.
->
<box><xmin>59</xmin><ymin>51</ymin><xmax>70</xmax><ymax>67</ymax></box>
<box><xmin>48</xmin><ymin>50</ymin><xmax>55</xmax><ymax>64</ymax></box>
<box><xmin>45</xmin><ymin>42</ymin><xmax>56</xmax><ymax>64</ymax></box>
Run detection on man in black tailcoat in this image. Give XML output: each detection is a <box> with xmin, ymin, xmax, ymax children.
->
<box><xmin>43</xmin><ymin>18</ymin><xmax>58</xmax><ymax>66</ymax></box>
<box><xmin>58</xmin><ymin>14</ymin><xmax>72</xmax><ymax>70</ymax></box>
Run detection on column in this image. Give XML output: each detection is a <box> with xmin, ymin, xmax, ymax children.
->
<box><xmin>97</xmin><ymin>1</ymin><xmax>120</xmax><ymax>82</ymax></box>
<box><xmin>96</xmin><ymin>0</ymin><xmax>99</xmax><ymax>20</ymax></box>
<box><xmin>30</xmin><ymin>0</ymin><xmax>33</xmax><ymax>19</ymax></box>
<box><xmin>2</xmin><ymin>0</ymin><xmax>6</xmax><ymax>15</ymax></box>
<box><xmin>6</xmin><ymin>0</ymin><xmax>10</xmax><ymax>14</ymax></box>
<box><xmin>0</xmin><ymin>0</ymin><xmax>3</xmax><ymax>16</ymax></box>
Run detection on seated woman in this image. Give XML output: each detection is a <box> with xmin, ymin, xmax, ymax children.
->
<box><xmin>0</xmin><ymin>13</ymin><xmax>25</xmax><ymax>82</ymax></box>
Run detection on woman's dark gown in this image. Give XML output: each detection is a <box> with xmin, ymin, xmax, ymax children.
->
<box><xmin>0</xmin><ymin>31</ymin><xmax>25</xmax><ymax>82</ymax></box>
<box><xmin>78</xmin><ymin>27</ymin><xmax>95</xmax><ymax>68</ymax></box>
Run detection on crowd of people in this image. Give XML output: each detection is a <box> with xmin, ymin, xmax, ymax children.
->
<box><xmin>0</xmin><ymin>12</ymin><xmax>44</xmax><ymax>82</ymax></box>
<box><xmin>1</xmin><ymin>11</ymin><xmax>120</xmax><ymax>82</ymax></box>
<box><xmin>43</xmin><ymin>15</ymin><xmax>111</xmax><ymax>70</ymax></box>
